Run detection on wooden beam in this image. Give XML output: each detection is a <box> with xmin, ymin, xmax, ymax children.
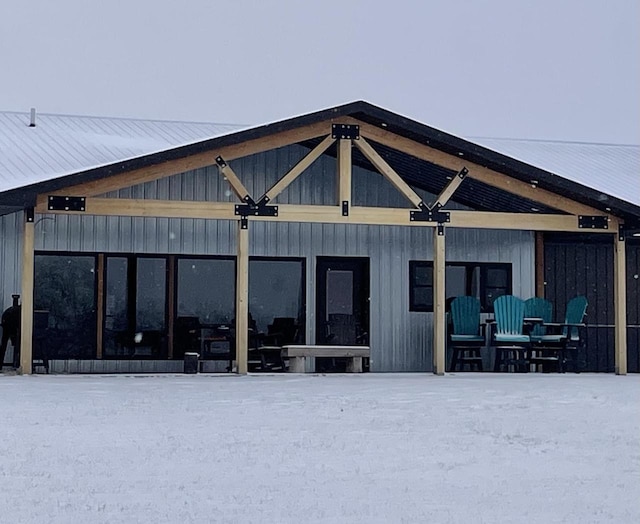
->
<box><xmin>49</xmin><ymin>120</ymin><xmax>336</xmax><ymax>198</ymax></box>
<box><xmin>350</xmin><ymin>118</ymin><xmax>610</xmax><ymax>217</ymax></box>
<box><xmin>447</xmin><ymin>210</ymin><xmax>616</xmax><ymax>233</ymax></box>
<box><xmin>430</xmin><ymin>168</ymin><xmax>467</xmax><ymax>209</ymax></box>
<box><xmin>354</xmin><ymin>137</ymin><xmax>424</xmax><ymax>209</ymax></box>
<box><xmin>614</xmin><ymin>237</ymin><xmax>627</xmax><ymax>375</ymax></box>
<box><xmin>236</xmin><ymin>221</ymin><xmax>249</xmax><ymax>375</ymax></box>
<box><xmin>37</xmin><ymin>197</ymin><xmax>620</xmax><ymax>234</ymax></box>
<box><xmin>432</xmin><ymin>227</ymin><xmax>446</xmax><ymax>375</ymax></box>
<box><xmin>216</xmin><ymin>158</ymin><xmax>253</xmax><ymax>202</ymax></box>
<box><xmin>535</xmin><ymin>232</ymin><xmax>545</xmax><ymax>298</ymax></box>
<box><xmin>96</xmin><ymin>254</ymin><xmax>104</xmax><ymax>359</ymax></box>
<box><xmin>337</xmin><ymin>139</ymin><xmax>352</xmax><ymax>209</ymax></box>
<box><xmin>19</xmin><ymin>214</ymin><xmax>35</xmax><ymax>375</ymax></box>
<box><xmin>167</xmin><ymin>255</ymin><xmax>176</xmax><ymax>360</ymax></box>
<box><xmin>261</xmin><ymin>135</ymin><xmax>335</xmax><ymax>203</ymax></box>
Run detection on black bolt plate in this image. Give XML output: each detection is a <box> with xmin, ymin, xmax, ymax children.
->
<box><xmin>26</xmin><ymin>207</ymin><xmax>35</xmax><ymax>222</ymax></box>
<box><xmin>342</xmin><ymin>201</ymin><xmax>349</xmax><ymax>216</ymax></box>
<box><xmin>48</xmin><ymin>196</ymin><xmax>86</xmax><ymax>212</ymax></box>
<box><xmin>235</xmin><ymin>204</ymin><xmax>279</xmax><ymax>217</ymax></box>
<box><xmin>410</xmin><ymin>209</ymin><xmax>450</xmax><ymax>223</ymax></box>
<box><xmin>578</xmin><ymin>215</ymin><xmax>608</xmax><ymax>229</ymax></box>
<box><xmin>332</xmin><ymin>124</ymin><xmax>360</xmax><ymax>140</ymax></box>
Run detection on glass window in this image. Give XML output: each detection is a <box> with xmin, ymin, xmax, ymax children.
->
<box><xmin>177</xmin><ymin>258</ymin><xmax>235</xmax><ymax>325</ymax></box>
<box><xmin>409</xmin><ymin>261</ymin><xmax>512</xmax><ymax>312</ymax></box>
<box><xmin>34</xmin><ymin>254</ymin><xmax>97</xmax><ymax>359</ymax></box>
<box><xmin>249</xmin><ymin>258</ymin><xmax>305</xmax><ymax>337</ymax></box>
<box><xmin>137</xmin><ymin>258</ymin><xmax>166</xmax><ymax>331</ymax></box>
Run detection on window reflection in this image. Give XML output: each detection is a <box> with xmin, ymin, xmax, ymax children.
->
<box><xmin>34</xmin><ymin>255</ymin><xmax>97</xmax><ymax>359</ymax></box>
<box><xmin>249</xmin><ymin>258</ymin><xmax>305</xmax><ymax>337</ymax></box>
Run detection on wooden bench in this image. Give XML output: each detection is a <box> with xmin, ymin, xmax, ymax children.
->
<box><xmin>282</xmin><ymin>345</ymin><xmax>370</xmax><ymax>373</ymax></box>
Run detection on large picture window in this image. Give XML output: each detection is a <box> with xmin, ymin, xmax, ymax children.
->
<box><xmin>409</xmin><ymin>261</ymin><xmax>512</xmax><ymax>312</ymax></box>
<box><xmin>34</xmin><ymin>254</ymin><xmax>97</xmax><ymax>359</ymax></box>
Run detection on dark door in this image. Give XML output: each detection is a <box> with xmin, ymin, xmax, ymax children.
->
<box><xmin>316</xmin><ymin>257</ymin><xmax>369</xmax><ymax>345</ymax></box>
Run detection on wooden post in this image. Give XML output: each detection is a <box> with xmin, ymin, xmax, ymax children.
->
<box><xmin>19</xmin><ymin>211</ymin><xmax>35</xmax><ymax>375</ymax></box>
<box><xmin>236</xmin><ymin>220</ymin><xmax>249</xmax><ymax>374</ymax></box>
<box><xmin>433</xmin><ymin>226</ymin><xmax>446</xmax><ymax>375</ymax></box>
<box><xmin>614</xmin><ymin>236</ymin><xmax>627</xmax><ymax>375</ymax></box>
<box><xmin>338</xmin><ymin>139</ymin><xmax>351</xmax><ymax>209</ymax></box>
<box><xmin>96</xmin><ymin>254</ymin><xmax>104</xmax><ymax>359</ymax></box>
<box><xmin>535</xmin><ymin>232</ymin><xmax>545</xmax><ymax>298</ymax></box>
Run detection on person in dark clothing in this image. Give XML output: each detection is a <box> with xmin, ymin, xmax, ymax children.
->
<box><xmin>0</xmin><ymin>295</ymin><xmax>21</xmax><ymax>369</ymax></box>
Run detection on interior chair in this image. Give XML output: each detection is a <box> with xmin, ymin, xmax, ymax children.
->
<box><xmin>535</xmin><ymin>296</ymin><xmax>588</xmax><ymax>372</ymax></box>
<box><xmin>449</xmin><ymin>296</ymin><xmax>485</xmax><ymax>371</ymax></box>
<box><xmin>524</xmin><ymin>297</ymin><xmax>560</xmax><ymax>372</ymax></box>
<box><xmin>492</xmin><ymin>295</ymin><xmax>530</xmax><ymax>372</ymax></box>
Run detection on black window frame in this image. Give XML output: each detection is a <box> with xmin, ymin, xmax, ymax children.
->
<box><xmin>409</xmin><ymin>261</ymin><xmax>512</xmax><ymax>313</ymax></box>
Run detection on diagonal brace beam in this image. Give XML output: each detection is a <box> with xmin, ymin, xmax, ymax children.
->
<box><xmin>259</xmin><ymin>135</ymin><xmax>335</xmax><ymax>204</ymax></box>
<box><xmin>215</xmin><ymin>156</ymin><xmax>254</xmax><ymax>203</ymax></box>
<box><xmin>354</xmin><ymin>137</ymin><xmax>424</xmax><ymax>209</ymax></box>
<box><xmin>429</xmin><ymin>167</ymin><xmax>468</xmax><ymax>210</ymax></box>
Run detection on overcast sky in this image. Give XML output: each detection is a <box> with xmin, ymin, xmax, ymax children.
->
<box><xmin>2</xmin><ymin>0</ymin><xmax>638</xmax><ymax>144</ymax></box>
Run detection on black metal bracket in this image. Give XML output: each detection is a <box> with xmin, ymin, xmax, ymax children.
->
<box><xmin>234</xmin><ymin>201</ymin><xmax>279</xmax><ymax>218</ymax></box>
<box><xmin>437</xmin><ymin>224</ymin><xmax>445</xmax><ymax>236</ymax></box>
<box><xmin>25</xmin><ymin>207</ymin><xmax>35</xmax><ymax>223</ymax></box>
<box><xmin>578</xmin><ymin>215</ymin><xmax>608</xmax><ymax>230</ymax></box>
<box><xmin>342</xmin><ymin>201</ymin><xmax>349</xmax><ymax>216</ymax></box>
<box><xmin>48</xmin><ymin>196</ymin><xmax>86</xmax><ymax>212</ymax></box>
<box><xmin>240</xmin><ymin>216</ymin><xmax>248</xmax><ymax>230</ymax></box>
<box><xmin>410</xmin><ymin>203</ymin><xmax>450</xmax><ymax>224</ymax></box>
<box><xmin>215</xmin><ymin>156</ymin><xmax>227</xmax><ymax>168</ymax></box>
<box><xmin>332</xmin><ymin>124</ymin><xmax>359</xmax><ymax>140</ymax></box>
<box><xmin>619</xmin><ymin>223</ymin><xmax>625</xmax><ymax>241</ymax></box>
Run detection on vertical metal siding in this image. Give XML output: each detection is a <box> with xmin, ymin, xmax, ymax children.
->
<box><xmin>0</xmin><ymin>211</ymin><xmax>23</xmax><ymax>311</ymax></box>
<box><xmin>26</xmin><ymin>144</ymin><xmax>536</xmax><ymax>371</ymax></box>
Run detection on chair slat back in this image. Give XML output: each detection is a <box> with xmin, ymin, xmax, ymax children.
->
<box><xmin>564</xmin><ymin>296</ymin><xmax>588</xmax><ymax>340</ymax></box>
<box><xmin>451</xmin><ymin>296</ymin><xmax>481</xmax><ymax>336</ymax></box>
<box><xmin>493</xmin><ymin>295</ymin><xmax>525</xmax><ymax>336</ymax></box>
<box><xmin>524</xmin><ymin>297</ymin><xmax>553</xmax><ymax>336</ymax></box>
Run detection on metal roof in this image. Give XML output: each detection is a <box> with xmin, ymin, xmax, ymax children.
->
<box><xmin>0</xmin><ymin>110</ymin><xmax>241</xmax><ymax>193</ymax></box>
<box><xmin>472</xmin><ymin>137</ymin><xmax>639</xmax><ymax>207</ymax></box>
<box><xmin>0</xmin><ymin>102</ymin><xmax>638</xmax><ymax>223</ymax></box>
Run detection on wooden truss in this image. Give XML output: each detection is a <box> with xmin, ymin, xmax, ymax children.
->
<box><xmin>21</xmin><ymin>118</ymin><xmax>627</xmax><ymax>377</ymax></box>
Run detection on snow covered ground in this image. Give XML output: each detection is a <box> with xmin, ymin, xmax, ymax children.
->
<box><xmin>1</xmin><ymin>373</ymin><xmax>638</xmax><ymax>524</ymax></box>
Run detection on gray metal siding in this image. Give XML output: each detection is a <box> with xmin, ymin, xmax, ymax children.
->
<box><xmin>0</xmin><ymin>211</ymin><xmax>23</xmax><ymax>311</ymax></box>
<box><xmin>28</xmin><ymin>144</ymin><xmax>535</xmax><ymax>371</ymax></box>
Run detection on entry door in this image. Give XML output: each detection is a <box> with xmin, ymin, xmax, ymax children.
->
<box><xmin>315</xmin><ymin>257</ymin><xmax>369</xmax><ymax>345</ymax></box>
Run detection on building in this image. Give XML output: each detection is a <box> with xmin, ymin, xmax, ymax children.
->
<box><xmin>0</xmin><ymin>102</ymin><xmax>638</xmax><ymax>374</ymax></box>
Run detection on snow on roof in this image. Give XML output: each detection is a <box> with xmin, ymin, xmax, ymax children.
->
<box><xmin>472</xmin><ymin>137</ymin><xmax>640</xmax><ymax>207</ymax></box>
<box><xmin>0</xmin><ymin>110</ymin><xmax>243</xmax><ymax>193</ymax></box>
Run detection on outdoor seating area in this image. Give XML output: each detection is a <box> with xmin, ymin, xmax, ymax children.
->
<box><xmin>448</xmin><ymin>295</ymin><xmax>588</xmax><ymax>373</ymax></box>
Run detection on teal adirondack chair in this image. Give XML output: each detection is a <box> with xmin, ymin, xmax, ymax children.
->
<box><xmin>449</xmin><ymin>296</ymin><xmax>485</xmax><ymax>371</ymax></box>
<box><xmin>524</xmin><ymin>297</ymin><xmax>553</xmax><ymax>340</ymax></box>
<box><xmin>492</xmin><ymin>295</ymin><xmax>530</xmax><ymax>371</ymax></box>
<box><xmin>537</xmin><ymin>296</ymin><xmax>588</xmax><ymax>372</ymax></box>
<box><xmin>525</xmin><ymin>297</ymin><xmax>560</xmax><ymax>371</ymax></box>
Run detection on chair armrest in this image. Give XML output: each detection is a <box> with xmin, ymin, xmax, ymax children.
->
<box><xmin>543</xmin><ymin>322</ymin><xmax>586</xmax><ymax>328</ymax></box>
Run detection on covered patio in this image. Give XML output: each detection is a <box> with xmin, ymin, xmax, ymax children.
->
<box><xmin>1</xmin><ymin>102</ymin><xmax>637</xmax><ymax>374</ymax></box>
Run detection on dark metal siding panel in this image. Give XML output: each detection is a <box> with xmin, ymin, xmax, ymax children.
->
<box><xmin>544</xmin><ymin>236</ymin><xmax>621</xmax><ymax>372</ymax></box>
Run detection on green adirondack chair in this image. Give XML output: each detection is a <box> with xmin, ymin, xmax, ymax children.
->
<box><xmin>524</xmin><ymin>297</ymin><xmax>553</xmax><ymax>340</ymax></box>
<box><xmin>492</xmin><ymin>295</ymin><xmax>530</xmax><ymax>372</ymax></box>
<box><xmin>537</xmin><ymin>296</ymin><xmax>588</xmax><ymax>372</ymax></box>
<box><xmin>449</xmin><ymin>296</ymin><xmax>485</xmax><ymax>371</ymax></box>
<box><xmin>525</xmin><ymin>297</ymin><xmax>560</xmax><ymax>371</ymax></box>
